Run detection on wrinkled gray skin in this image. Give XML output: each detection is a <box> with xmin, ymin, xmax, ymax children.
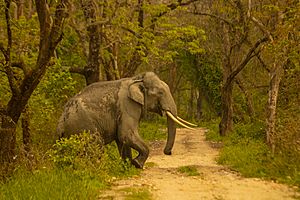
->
<box><xmin>57</xmin><ymin>72</ymin><xmax>177</xmax><ymax>168</ymax></box>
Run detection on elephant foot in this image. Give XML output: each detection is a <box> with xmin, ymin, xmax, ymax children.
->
<box><xmin>131</xmin><ymin>159</ymin><xmax>143</xmax><ymax>169</ymax></box>
<box><xmin>164</xmin><ymin>149</ymin><xmax>172</xmax><ymax>155</ymax></box>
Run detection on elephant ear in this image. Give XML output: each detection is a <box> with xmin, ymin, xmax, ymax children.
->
<box><xmin>128</xmin><ymin>82</ymin><xmax>144</xmax><ymax>105</ymax></box>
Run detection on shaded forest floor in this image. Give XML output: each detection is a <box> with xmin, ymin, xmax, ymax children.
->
<box><xmin>100</xmin><ymin>128</ymin><xmax>300</xmax><ymax>200</ymax></box>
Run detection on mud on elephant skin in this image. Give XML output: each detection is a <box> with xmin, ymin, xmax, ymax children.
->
<box><xmin>57</xmin><ymin>72</ymin><xmax>196</xmax><ymax>168</ymax></box>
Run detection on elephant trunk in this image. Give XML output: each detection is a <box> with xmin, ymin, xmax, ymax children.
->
<box><xmin>164</xmin><ymin>115</ymin><xmax>176</xmax><ymax>155</ymax></box>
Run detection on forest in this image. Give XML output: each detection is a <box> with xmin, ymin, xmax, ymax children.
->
<box><xmin>0</xmin><ymin>0</ymin><xmax>299</xmax><ymax>199</ymax></box>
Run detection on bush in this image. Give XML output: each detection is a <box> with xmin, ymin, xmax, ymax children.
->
<box><xmin>47</xmin><ymin>132</ymin><xmax>139</xmax><ymax>178</ymax></box>
<box><xmin>47</xmin><ymin>131</ymin><xmax>104</xmax><ymax>169</ymax></box>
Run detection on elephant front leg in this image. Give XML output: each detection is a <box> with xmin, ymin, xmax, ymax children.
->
<box><xmin>116</xmin><ymin>139</ymin><xmax>132</xmax><ymax>161</ymax></box>
<box><xmin>128</xmin><ymin>133</ymin><xmax>149</xmax><ymax>169</ymax></box>
<box><xmin>118</xmin><ymin>131</ymin><xmax>149</xmax><ymax>169</ymax></box>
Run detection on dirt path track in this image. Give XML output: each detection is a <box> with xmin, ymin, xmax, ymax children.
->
<box><xmin>101</xmin><ymin>128</ymin><xmax>299</xmax><ymax>200</ymax></box>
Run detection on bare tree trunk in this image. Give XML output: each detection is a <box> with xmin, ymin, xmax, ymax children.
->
<box><xmin>27</xmin><ymin>0</ymin><xmax>34</xmax><ymax>19</ymax></box>
<box><xmin>196</xmin><ymin>89</ymin><xmax>203</xmax><ymax>121</ymax></box>
<box><xmin>188</xmin><ymin>87</ymin><xmax>194</xmax><ymax>118</ymax></box>
<box><xmin>22</xmin><ymin>106</ymin><xmax>31</xmax><ymax>156</ymax></box>
<box><xmin>16</xmin><ymin>0</ymin><xmax>24</xmax><ymax>19</ymax></box>
<box><xmin>0</xmin><ymin>113</ymin><xmax>17</xmax><ymax>164</ymax></box>
<box><xmin>266</xmin><ymin>64</ymin><xmax>284</xmax><ymax>153</ymax></box>
<box><xmin>219</xmin><ymin>81</ymin><xmax>234</xmax><ymax>136</ymax></box>
<box><xmin>235</xmin><ymin>76</ymin><xmax>255</xmax><ymax>120</ymax></box>
<box><xmin>81</xmin><ymin>0</ymin><xmax>100</xmax><ymax>85</ymax></box>
<box><xmin>69</xmin><ymin>0</ymin><xmax>101</xmax><ymax>84</ymax></box>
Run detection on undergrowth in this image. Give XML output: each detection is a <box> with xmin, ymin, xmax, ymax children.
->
<box><xmin>0</xmin><ymin>132</ymin><xmax>140</xmax><ymax>199</ymax></box>
<box><xmin>0</xmin><ymin>120</ymin><xmax>166</xmax><ymax>199</ymax></box>
<box><xmin>0</xmin><ymin>169</ymin><xmax>104</xmax><ymax>200</ymax></box>
<box><xmin>205</xmin><ymin>121</ymin><xmax>300</xmax><ymax>187</ymax></box>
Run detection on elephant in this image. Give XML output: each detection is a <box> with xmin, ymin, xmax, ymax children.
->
<box><xmin>57</xmin><ymin>72</ymin><xmax>196</xmax><ymax>168</ymax></box>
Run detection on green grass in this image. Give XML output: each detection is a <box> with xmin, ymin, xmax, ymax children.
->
<box><xmin>177</xmin><ymin>165</ymin><xmax>201</xmax><ymax>176</ymax></box>
<box><xmin>144</xmin><ymin>162</ymin><xmax>158</xmax><ymax>168</ymax></box>
<box><xmin>200</xmin><ymin>118</ymin><xmax>223</xmax><ymax>142</ymax></box>
<box><xmin>204</xmin><ymin>121</ymin><xmax>300</xmax><ymax>187</ymax></box>
<box><xmin>139</xmin><ymin>120</ymin><xmax>167</xmax><ymax>141</ymax></box>
<box><xmin>0</xmin><ymin>133</ymin><xmax>141</xmax><ymax>200</ymax></box>
<box><xmin>0</xmin><ymin>169</ymin><xmax>105</xmax><ymax>200</ymax></box>
<box><xmin>122</xmin><ymin>187</ymin><xmax>153</xmax><ymax>200</ymax></box>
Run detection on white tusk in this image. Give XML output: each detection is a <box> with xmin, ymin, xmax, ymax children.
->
<box><xmin>176</xmin><ymin>116</ymin><xmax>198</xmax><ymax>127</ymax></box>
<box><xmin>166</xmin><ymin>111</ymin><xmax>196</xmax><ymax>130</ymax></box>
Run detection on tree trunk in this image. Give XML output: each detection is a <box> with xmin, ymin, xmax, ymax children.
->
<box><xmin>69</xmin><ymin>0</ymin><xmax>101</xmax><ymax>85</ymax></box>
<box><xmin>235</xmin><ymin>76</ymin><xmax>255</xmax><ymax>120</ymax></box>
<box><xmin>219</xmin><ymin>81</ymin><xmax>234</xmax><ymax>136</ymax></box>
<box><xmin>16</xmin><ymin>0</ymin><xmax>24</xmax><ymax>19</ymax></box>
<box><xmin>0</xmin><ymin>113</ymin><xmax>17</xmax><ymax>164</ymax></box>
<box><xmin>188</xmin><ymin>87</ymin><xmax>194</xmax><ymax>118</ymax></box>
<box><xmin>196</xmin><ymin>89</ymin><xmax>203</xmax><ymax>121</ymax></box>
<box><xmin>266</xmin><ymin>64</ymin><xmax>284</xmax><ymax>153</ymax></box>
<box><xmin>22</xmin><ymin>106</ymin><xmax>31</xmax><ymax>155</ymax></box>
<box><xmin>81</xmin><ymin>0</ymin><xmax>100</xmax><ymax>85</ymax></box>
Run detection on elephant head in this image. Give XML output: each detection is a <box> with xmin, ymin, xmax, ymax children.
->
<box><xmin>127</xmin><ymin>72</ymin><xmax>196</xmax><ymax>155</ymax></box>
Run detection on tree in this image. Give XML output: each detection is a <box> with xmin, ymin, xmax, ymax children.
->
<box><xmin>191</xmin><ymin>0</ymin><xmax>268</xmax><ymax>135</ymax></box>
<box><xmin>0</xmin><ymin>0</ymin><xmax>69</xmax><ymax>166</ymax></box>
<box><xmin>62</xmin><ymin>0</ymin><xmax>201</xmax><ymax>84</ymax></box>
<box><xmin>248</xmin><ymin>0</ymin><xmax>300</xmax><ymax>151</ymax></box>
<box><xmin>68</xmin><ymin>0</ymin><xmax>101</xmax><ymax>85</ymax></box>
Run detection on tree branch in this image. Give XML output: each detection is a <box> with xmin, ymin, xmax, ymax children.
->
<box><xmin>69</xmin><ymin>66</ymin><xmax>86</xmax><ymax>75</ymax></box>
<box><xmin>150</xmin><ymin>0</ymin><xmax>200</xmax><ymax>28</ymax></box>
<box><xmin>225</xmin><ymin>37</ymin><xmax>268</xmax><ymax>86</ymax></box>
<box><xmin>190</xmin><ymin>11</ymin><xmax>233</xmax><ymax>26</ymax></box>
<box><xmin>35</xmin><ymin>0</ymin><xmax>51</xmax><ymax>46</ymax></box>
<box><xmin>4</xmin><ymin>0</ymin><xmax>20</xmax><ymax>96</ymax></box>
<box><xmin>247</xmin><ymin>0</ymin><xmax>273</xmax><ymax>42</ymax></box>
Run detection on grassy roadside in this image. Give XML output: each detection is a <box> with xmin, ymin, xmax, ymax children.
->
<box><xmin>0</xmin><ymin>120</ymin><xmax>166</xmax><ymax>200</ymax></box>
<box><xmin>204</xmin><ymin>120</ymin><xmax>300</xmax><ymax>187</ymax></box>
<box><xmin>0</xmin><ymin>133</ymin><xmax>139</xmax><ymax>199</ymax></box>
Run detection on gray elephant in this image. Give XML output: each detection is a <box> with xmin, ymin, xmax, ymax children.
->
<box><xmin>57</xmin><ymin>72</ymin><xmax>195</xmax><ymax>168</ymax></box>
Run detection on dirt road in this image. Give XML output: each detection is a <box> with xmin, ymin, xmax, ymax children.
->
<box><xmin>101</xmin><ymin>128</ymin><xmax>299</xmax><ymax>200</ymax></box>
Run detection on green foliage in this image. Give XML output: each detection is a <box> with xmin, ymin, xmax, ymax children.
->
<box><xmin>155</xmin><ymin>25</ymin><xmax>206</xmax><ymax>62</ymax></box>
<box><xmin>218</xmin><ymin>139</ymin><xmax>270</xmax><ymax>177</ymax></box>
<box><xmin>177</xmin><ymin>165</ymin><xmax>201</xmax><ymax>176</ymax></box>
<box><xmin>193</xmin><ymin>55</ymin><xmax>222</xmax><ymax>113</ymax></box>
<box><xmin>104</xmin><ymin>143</ymin><xmax>140</xmax><ymax>178</ymax></box>
<box><xmin>206</xmin><ymin>122</ymin><xmax>300</xmax><ymax>186</ymax></box>
<box><xmin>177</xmin><ymin>52</ymin><xmax>222</xmax><ymax>119</ymax></box>
<box><xmin>201</xmin><ymin>119</ymin><xmax>223</xmax><ymax>142</ymax></box>
<box><xmin>27</xmin><ymin>60</ymin><xmax>78</xmax><ymax>147</ymax></box>
<box><xmin>47</xmin><ymin>132</ymin><xmax>139</xmax><ymax>178</ymax></box>
<box><xmin>139</xmin><ymin>119</ymin><xmax>167</xmax><ymax>141</ymax></box>
<box><xmin>0</xmin><ymin>132</ymin><xmax>142</xmax><ymax>200</ymax></box>
<box><xmin>0</xmin><ymin>169</ymin><xmax>103</xmax><ymax>200</ymax></box>
<box><xmin>47</xmin><ymin>131</ymin><xmax>104</xmax><ymax>169</ymax></box>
